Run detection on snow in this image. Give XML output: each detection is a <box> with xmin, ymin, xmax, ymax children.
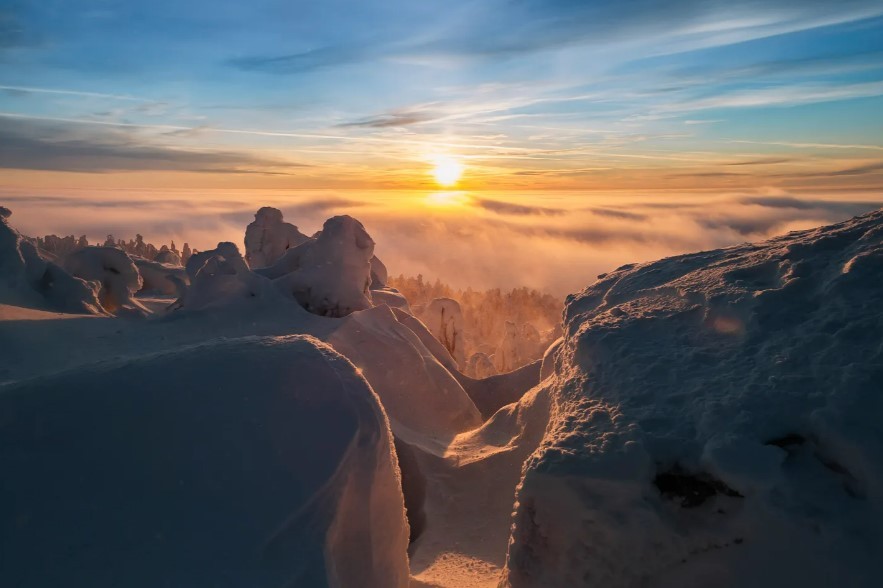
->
<box><xmin>0</xmin><ymin>210</ymin><xmax>104</xmax><ymax>314</ymax></box>
<box><xmin>63</xmin><ymin>246</ymin><xmax>148</xmax><ymax>316</ymax></box>
<box><xmin>244</xmin><ymin>206</ymin><xmax>310</xmax><ymax>269</ymax></box>
<box><xmin>0</xmin><ymin>335</ymin><xmax>410</xmax><ymax>587</ymax></box>
<box><xmin>503</xmin><ymin>208</ymin><xmax>883</xmax><ymax>587</ymax></box>
<box><xmin>423</xmin><ymin>298</ymin><xmax>467</xmax><ymax>369</ymax></box>
<box><xmin>133</xmin><ymin>257</ymin><xmax>187</xmax><ymax>296</ymax></box>
<box><xmin>3</xmin><ymin>205</ymin><xmax>881</xmax><ymax>588</ymax></box>
<box><xmin>328</xmin><ymin>305</ymin><xmax>482</xmax><ymax>441</ymax></box>
<box><xmin>273</xmin><ymin>215</ymin><xmax>376</xmax><ymax>317</ymax></box>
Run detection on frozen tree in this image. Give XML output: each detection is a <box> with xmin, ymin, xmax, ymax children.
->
<box><xmin>63</xmin><ymin>246</ymin><xmax>146</xmax><ymax>315</ymax></box>
<box><xmin>466</xmin><ymin>352</ymin><xmax>497</xmax><ymax>379</ymax></box>
<box><xmin>423</xmin><ymin>297</ymin><xmax>467</xmax><ymax>369</ymax></box>
<box><xmin>154</xmin><ymin>245</ymin><xmax>182</xmax><ymax>266</ymax></box>
<box><xmin>244</xmin><ymin>206</ymin><xmax>309</xmax><ymax>268</ymax></box>
<box><xmin>271</xmin><ymin>215</ymin><xmax>375</xmax><ymax>317</ymax></box>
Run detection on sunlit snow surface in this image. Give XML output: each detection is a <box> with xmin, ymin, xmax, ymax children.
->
<box><xmin>1</xmin><ymin>207</ymin><xmax>882</xmax><ymax>587</ymax></box>
<box><xmin>505</xmin><ymin>209</ymin><xmax>883</xmax><ymax>587</ymax></box>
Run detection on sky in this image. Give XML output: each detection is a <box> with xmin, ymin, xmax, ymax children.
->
<box><xmin>2</xmin><ymin>1</ymin><xmax>883</xmax><ymax>293</ymax></box>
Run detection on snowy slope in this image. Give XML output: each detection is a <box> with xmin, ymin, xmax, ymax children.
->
<box><xmin>504</xmin><ymin>209</ymin><xmax>883</xmax><ymax>587</ymax></box>
<box><xmin>0</xmin><ymin>336</ymin><xmax>409</xmax><ymax>588</ymax></box>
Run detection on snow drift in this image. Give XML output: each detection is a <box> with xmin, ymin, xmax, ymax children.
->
<box><xmin>0</xmin><ymin>336</ymin><xmax>410</xmax><ymax>588</ymax></box>
<box><xmin>504</xmin><ymin>209</ymin><xmax>883</xmax><ymax>587</ymax></box>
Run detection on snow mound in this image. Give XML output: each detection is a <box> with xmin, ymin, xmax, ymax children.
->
<box><xmin>133</xmin><ymin>257</ymin><xmax>187</xmax><ymax>296</ymax></box>
<box><xmin>0</xmin><ymin>336</ymin><xmax>410</xmax><ymax>588</ymax></box>
<box><xmin>63</xmin><ymin>246</ymin><xmax>147</xmax><ymax>316</ymax></box>
<box><xmin>244</xmin><ymin>206</ymin><xmax>310</xmax><ymax>268</ymax></box>
<box><xmin>328</xmin><ymin>305</ymin><xmax>482</xmax><ymax>441</ymax></box>
<box><xmin>174</xmin><ymin>242</ymin><xmax>279</xmax><ymax>311</ymax></box>
<box><xmin>0</xmin><ymin>210</ymin><xmax>104</xmax><ymax>314</ymax></box>
<box><xmin>504</xmin><ymin>209</ymin><xmax>883</xmax><ymax>587</ymax></box>
<box><xmin>272</xmin><ymin>215</ymin><xmax>375</xmax><ymax>317</ymax></box>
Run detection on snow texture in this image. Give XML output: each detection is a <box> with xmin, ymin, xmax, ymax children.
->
<box><xmin>244</xmin><ymin>206</ymin><xmax>310</xmax><ymax>269</ymax></box>
<box><xmin>134</xmin><ymin>257</ymin><xmax>187</xmax><ymax>296</ymax></box>
<box><xmin>0</xmin><ymin>336</ymin><xmax>410</xmax><ymax>588</ymax></box>
<box><xmin>272</xmin><ymin>215</ymin><xmax>375</xmax><ymax>317</ymax></box>
<box><xmin>0</xmin><ymin>210</ymin><xmax>104</xmax><ymax>314</ymax></box>
<box><xmin>504</xmin><ymin>209</ymin><xmax>883</xmax><ymax>587</ymax></box>
<box><xmin>63</xmin><ymin>246</ymin><xmax>147</xmax><ymax>315</ymax></box>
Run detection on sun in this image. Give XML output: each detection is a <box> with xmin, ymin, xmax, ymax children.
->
<box><xmin>432</xmin><ymin>156</ymin><xmax>464</xmax><ymax>187</ymax></box>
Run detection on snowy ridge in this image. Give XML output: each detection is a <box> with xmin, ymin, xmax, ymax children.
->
<box><xmin>0</xmin><ymin>335</ymin><xmax>410</xmax><ymax>587</ymax></box>
<box><xmin>504</xmin><ymin>208</ymin><xmax>883</xmax><ymax>587</ymax></box>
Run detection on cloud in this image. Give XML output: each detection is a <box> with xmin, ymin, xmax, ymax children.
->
<box><xmin>337</xmin><ymin>110</ymin><xmax>437</xmax><ymax>128</ymax></box>
<box><xmin>227</xmin><ymin>43</ymin><xmax>373</xmax><ymax>74</ymax></box>
<box><xmin>224</xmin><ymin>1</ymin><xmax>883</xmax><ymax>76</ymax></box>
<box><xmin>4</xmin><ymin>189</ymin><xmax>881</xmax><ymax>296</ymax></box>
<box><xmin>0</xmin><ymin>118</ymin><xmax>306</xmax><ymax>174</ymax></box>
<box><xmin>471</xmin><ymin>197</ymin><xmax>565</xmax><ymax>216</ymax></box>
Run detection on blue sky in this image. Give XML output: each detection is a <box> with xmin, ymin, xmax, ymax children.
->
<box><xmin>1</xmin><ymin>0</ymin><xmax>882</xmax><ymax>190</ymax></box>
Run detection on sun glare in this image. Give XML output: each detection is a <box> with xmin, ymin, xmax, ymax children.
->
<box><xmin>432</xmin><ymin>157</ymin><xmax>464</xmax><ymax>187</ymax></box>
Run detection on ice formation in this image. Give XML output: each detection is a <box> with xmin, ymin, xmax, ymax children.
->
<box><xmin>0</xmin><ymin>336</ymin><xmax>410</xmax><ymax>587</ymax></box>
<box><xmin>504</xmin><ymin>209</ymin><xmax>883</xmax><ymax>587</ymax></box>
<box><xmin>244</xmin><ymin>206</ymin><xmax>310</xmax><ymax>268</ymax></box>
<box><xmin>63</xmin><ymin>246</ymin><xmax>146</xmax><ymax>315</ymax></box>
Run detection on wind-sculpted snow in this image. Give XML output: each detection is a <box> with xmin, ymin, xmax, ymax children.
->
<box><xmin>504</xmin><ymin>209</ymin><xmax>883</xmax><ymax>587</ymax></box>
<box><xmin>0</xmin><ymin>336</ymin><xmax>410</xmax><ymax>588</ymax></box>
<box><xmin>272</xmin><ymin>215</ymin><xmax>375</xmax><ymax>317</ymax></box>
<box><xmin>244</xmin><ymin>206</ymin><xmax>310</xmax><ymax>269</ymax></box>
<box><xmin>133</xmin><ymin>256</ymin><xmax>187</xmax><ymax>296</ymax></box>
<box><xmin>329</xmin><ymin>305</ymin><xmax>482</xmax><ymax>441</ymax></box>
<box><xmin>0</xmin><ymin>209</ymin><xmax>104</xmax><ymax>314</ymax></box>
<box><xmin>64</xmin><ymin>246</ymin><xmax>147</xmax><ymax>316</ymax></box>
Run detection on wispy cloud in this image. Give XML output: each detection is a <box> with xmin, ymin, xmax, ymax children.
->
<box><xmin>0</xmin><ymin>117</ymin><xmax>306</xmax><ymax>174</ymax></box>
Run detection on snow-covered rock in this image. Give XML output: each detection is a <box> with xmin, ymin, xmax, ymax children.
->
<box><xmin>0</xmin><ymin>210</ymin><xmax>104</xmax><ymax>314</ymax></box>
<box><xmin>423</xmin><ymin>298</ymin><xmax>467</xmax><ymax>369</ymax></box>
<box><xmin>63</xmin><ymin>246</ymin><xmax>146</xmax><ymax>315</ymax></box>
<box><xmin>504</xmin><ymin>209</ymin><xmax>883</xmax><ymax>587</ymax></box>
<box><xmin>272</xmin><ymin>215</ymin><xmax>374</xmax><ymax>317</ymax></box>
<box><xmin>0</xmin><ymin>335</ymin><xmax>410</xmax><ymax>587</ymax></box>
<box><xmin>244</xmin><ymin>206</ymin><xmax>310</xmax><ymax>269</ymax></box>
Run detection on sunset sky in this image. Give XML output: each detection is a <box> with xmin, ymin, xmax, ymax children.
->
<box><xmin>2</xmin><ymin>1</ymin><xmax>883</xmax><ymax>293</ymax></box>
